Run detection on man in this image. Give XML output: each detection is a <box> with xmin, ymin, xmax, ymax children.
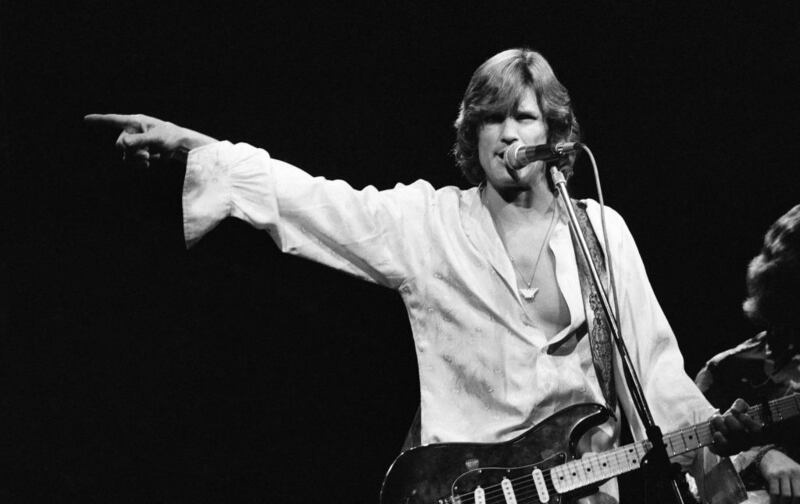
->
<box><xmin>696</xmin><ymin>205</ymin><xmax>800</xmax><ymax>503</ymax></box>
<box><xmin>86</xmin><ymin>48</ymin><xmax>756</xmax><ymax>503</ymax></box>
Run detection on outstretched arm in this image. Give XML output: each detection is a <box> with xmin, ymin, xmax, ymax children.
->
<box><xmin>84</xmin><ymin>113</ymin><xmax>218</xmax><ymax>167</ymax></box>
<box><xmin>85</xmin><ymin>112</ymin><xmax>427</xmax><ymax>286</ymax></box>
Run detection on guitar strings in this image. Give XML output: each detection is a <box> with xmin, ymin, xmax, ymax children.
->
<box><xmin>447</xmin><ymin>438</ymin><xmax>659</xmax><ymax>504</ymax></box>
<box><xmin>449</xmin><ymin>433</ymin><xmax>659</xmax><ymax>504</ymax></box>
<box><xmin>450</xmin><ymin>425</ymin><xmax>729</xmax><ymax>504</ymax></box>
<box><xmin>449</xmin><ymin>444</ymin><xmax>641</xmax><ymax>504</ymax></box>
<box><xmin>446</xmin><ymin>441</ymin><xmax>650</xmax><ymax>504</ymax></box>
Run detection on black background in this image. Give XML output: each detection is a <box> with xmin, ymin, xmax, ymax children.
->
<box><xmin>4</xmin><ymin>1</ymin><xmax>800</xmax><ymax>502</ymax></box>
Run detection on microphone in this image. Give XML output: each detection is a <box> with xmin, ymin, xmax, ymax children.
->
<box><xmin>503</xmin><ymin>142</ymin><xmax>580</xmax><ymax>170</ymax></box>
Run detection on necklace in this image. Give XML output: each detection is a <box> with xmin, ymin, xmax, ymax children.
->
<box><xmin>507</xmin><ymin>203</ymin><xmax>558</xmax><ymax>302</ymax></box>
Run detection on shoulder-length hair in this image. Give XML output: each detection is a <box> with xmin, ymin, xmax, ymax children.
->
<box><xmin>743</xmin><ymin>204</ymin><xmax>800</xmax><ymax>327</ymax></box>
<box><xmin>453</xmin><ymin>48</ymin><xmax>581</xmax><ymax>186</ymax></box>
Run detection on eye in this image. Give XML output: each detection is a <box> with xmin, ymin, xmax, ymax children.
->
<box><xmin>515</xmin><ymin>112</ymin><xmax>539</xmax><ymax>122</ymax></box>
<box><xmin>484</xmin><ymin>113</ymin><xmax>505</xmax><ymax>124</ymax></box>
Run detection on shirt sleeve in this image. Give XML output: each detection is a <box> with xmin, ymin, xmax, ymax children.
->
<box><xmin>585</xmin><ymin>202</ymin><xmax>716</xmax><ymax>433</ymax></box>
<box><xmin>182</xmin><ymin>141</ymin><xmax>433</xmax><ymax>289</ymax></box>
<box><xmin>587</xmin><ymin>202</ymin><xmax>745</xmax><ymax>503</ymax></box>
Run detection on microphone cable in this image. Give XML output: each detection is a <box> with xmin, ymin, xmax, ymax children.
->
<box><xmin>576</xmin><ymin>144</ymin><xmax>621</xmax><ymax>323</ymax></box>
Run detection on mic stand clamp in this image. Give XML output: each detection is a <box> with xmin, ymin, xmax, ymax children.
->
<box><xmin>550</xmin><ymin>166</ymin><xmax>686</xmax><ymax>504</ymax></box>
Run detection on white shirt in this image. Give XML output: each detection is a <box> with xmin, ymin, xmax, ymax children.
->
<box><xmin>182</xmin><ymin>141</ymin><xmax>735</xmax><ymax>500</ymax></box>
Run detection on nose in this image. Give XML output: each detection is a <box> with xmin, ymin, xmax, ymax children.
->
<box><xmin>499</xmin><ymin>117</ymin><xmax>520</xmax><ymax>145</ymax></box>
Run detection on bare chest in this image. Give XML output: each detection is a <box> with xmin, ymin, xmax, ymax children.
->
<box><xmin>503</xmin><ymin>232</ymin><xmax>571</xmax><ymax>338</ymax></box>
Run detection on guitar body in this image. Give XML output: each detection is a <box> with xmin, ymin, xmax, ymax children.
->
<box><xmin>380</xmin><ymin>403</ymin><xmax>611</xmax><ymax>504</ymax></box>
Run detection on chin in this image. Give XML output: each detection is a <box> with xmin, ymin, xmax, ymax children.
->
<box><xmin>505</xmin><ymin>168</ymin><xmax>536</xmax><ymax>186</ymax></box>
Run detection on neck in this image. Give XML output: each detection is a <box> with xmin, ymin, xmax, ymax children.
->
<box><xmin>482</xmin><ymin>179</ymin><xmax>557</xmax><ymax>226</ymax></box>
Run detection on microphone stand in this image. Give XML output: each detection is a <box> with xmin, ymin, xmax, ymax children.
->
<box><xmin>549</xmin><ymin>165</ymin><xmax>686</xmax><ymax>504</ymax></box>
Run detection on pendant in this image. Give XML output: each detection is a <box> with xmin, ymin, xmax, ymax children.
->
<box><xmin>519</xmin><ymin>287</ymin><xmax>539</xmax><ymax>301</ymax></box>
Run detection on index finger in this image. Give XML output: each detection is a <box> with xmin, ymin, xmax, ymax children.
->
<box><xmin>709</xmin><ymin>413</ymin><xmax>725</xmax><ymax>431</ymax></box>
<box><xmin>731</xmin><ymin>398</ymin><xmax>751</xmax><ymax>414</ymax></box>
<box><xmin>84</xmin><ymin>113</ymin><xmax>140</xmax><ymax>128</ymax></box>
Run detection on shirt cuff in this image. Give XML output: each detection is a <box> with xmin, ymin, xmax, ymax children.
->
<box><xmin>182</xmin><ymin>140</ymin><xmax>235</xmax><ymax>248</ymax></box>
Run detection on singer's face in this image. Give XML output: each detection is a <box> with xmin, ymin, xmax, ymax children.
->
<box><xmin>478</xmin><ymin>88</ymin><xmax>548</xmax><ymax>189</ymax></box>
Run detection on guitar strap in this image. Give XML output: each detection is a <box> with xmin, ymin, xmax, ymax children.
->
<box><xmin>400</xmin><ymin>200</ymin><xmax>617</xmax><ymax>452</ymax></box>
<box><xmin>571</xmin><ymin>200</ymin><xmax>617</xmax><ymax>411</ymax></box>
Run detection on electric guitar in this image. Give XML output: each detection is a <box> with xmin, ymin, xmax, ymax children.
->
<box><xmin>380</xmin><ymin>394</ymin><xmax>800</xmax><ymax>504</ymax></box>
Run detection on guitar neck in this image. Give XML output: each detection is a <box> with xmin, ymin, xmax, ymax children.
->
<box><xmin>664</xmin><ymin>393</ymin><xmax>800</xmax><ymax>457</ymax></box>
<box><xmin>550</xmin><ymin>393</ymin><xmax>800</xmax><ymax>494</ymax></box>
